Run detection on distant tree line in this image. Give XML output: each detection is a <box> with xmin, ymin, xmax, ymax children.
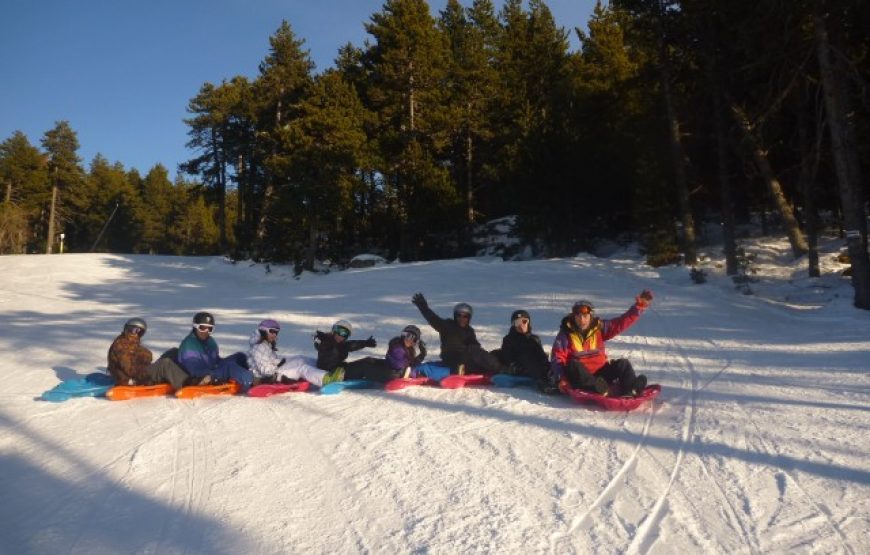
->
<box><xmin>2</xmin><ymin>0</ymin><xmax>869</xmax><ymax>307</ymax></box>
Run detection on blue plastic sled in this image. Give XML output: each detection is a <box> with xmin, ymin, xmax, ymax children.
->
<box><xmin>490</xmin><ymin>374</ymin><xmax>536</xmax><ymax>388</ymax></box>
<box><xmin>320</xmin><ymin>379</ymin><xmax>378</xmax><ymax>395</ymax></box>
<box><xmin>40</xmin><ymin>372</ymin><xmax>115</xmax><ymax>402</ymax></box>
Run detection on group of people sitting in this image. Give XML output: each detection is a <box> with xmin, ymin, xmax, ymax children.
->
<box><xmin>107</xmin><ymin>289</ymin><xmax>654</xmax><ymax>397</ymax></box>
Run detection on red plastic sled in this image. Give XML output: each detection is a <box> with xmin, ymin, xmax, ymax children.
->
<box><xmin>384</xmin><ymin>376</ymin><xmax>435</xmax><ymax>391</ymax></box>
<box><xmin>248</xmin><ymin>381</ymin><xmax>311</xmax><ymax>397</ymax></box>
<box><xmin>439</xmin><ymin>374</ymin><xmax>492</xmax><ymax>389</ymax></box>
<box><xmin>561</xmin><ymin>383</ymin><xmax>661</xmax><ymax>411</ymax></box>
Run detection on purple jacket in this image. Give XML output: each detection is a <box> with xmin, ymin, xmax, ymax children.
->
<box><xmin>385</xmin><ymin>336</ymin><xmax>425</xmax><ymax>371</ymax></box>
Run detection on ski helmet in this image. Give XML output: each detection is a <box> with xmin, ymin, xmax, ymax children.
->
<box><xmin>258</xmin><ymin>319</ymin><xmax>281</xmax><ymax>332</ymax></box>
<box><xmin>332</xmin><ymin>320</ymin><xmax>353</xmax><ymax>338</ymax></box>
<box><xmin>510</xmin><ymin>310</ymin><xmax>530</xmax><ymax>325</ymax></box>
<box><xmin>401</xmin><ymin>325</ymin><xmax>421</xmax><ymax>342</ymax></box>
<box><xmin>572</xmin><ymin>300</ymin><xmax>595</xmax><ymax>315</ymax></box>
<box><xmin>453</xmin><ymin>302</ymin><xmax>473</xmax><ymax>319</ymax></box>
<box><xmin>124</xmin><ymin>317</ymin><xmax>147</xmax><ymax>335</ymax></box>
<box><xmin>193</xmin><ymin>312</ymin><xmax>215</xmax><ymax>326</ymax></box>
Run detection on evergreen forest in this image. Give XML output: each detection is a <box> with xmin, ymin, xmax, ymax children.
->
<box><xmin>2</xmin><ymin>0</ymin><xmax>869</xmax><ymax>307</ymax></box>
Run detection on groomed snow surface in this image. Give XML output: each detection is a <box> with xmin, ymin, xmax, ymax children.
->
<box><xmin>1</xmin><ymin>236</ymin><xmax>868</xmax><ymax>554</ymax></box>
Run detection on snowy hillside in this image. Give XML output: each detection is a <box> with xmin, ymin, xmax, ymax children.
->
<box><xmin>1</xmin><ymin>237</ymin><xmax>868</xmax><ymax>554</ymax></box>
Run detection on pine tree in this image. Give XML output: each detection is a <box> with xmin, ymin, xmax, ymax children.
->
<box><xmin>0</xmin><ymin>131</ymin><xmax>47</xmax><ymax>253</ymax></box>
<box><xmin>438</xmin><ymin>0</ymin><xmax>498</xmax><ymax>249</ymax></box>
<box><xmin>252</xmin><ymin>21</ymin><xmax>315</xmax><ymax>256</ymax></box>
<box><xmin>40</xmin><ymin>121</ymin><xmax>85</xmax><ymax>253</ymax></box>
<box><xmin>363</xmin><ymin>0</ymin><xmax>456</xmax><ymax>259</ymax></box>
<box><xmin>279</xmin><ymin>70</ymin><xmax>368</xmax><ymax>269</ymax></box>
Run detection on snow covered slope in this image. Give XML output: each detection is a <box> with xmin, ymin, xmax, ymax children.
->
<box><xmin>0</xmin><ymin>241</ymin><xmax>867</xmax><ymax>554</ymax></box>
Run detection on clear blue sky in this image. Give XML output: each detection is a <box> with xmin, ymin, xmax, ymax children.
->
<box><xmin>1</xmin><ymin>1</ymin><xmax>596</xmax><ymax>180</ymax></box>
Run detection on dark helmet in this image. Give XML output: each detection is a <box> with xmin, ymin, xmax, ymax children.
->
<box><xmin>510</xmin><ymin>310</ymin><xmax>530</xmax><ymax>324</ymax></box>
<box><xmin>193</xmin><ymin>312</ymin><xmax>215</xmax><ymax>326</ymax></box>
<box><xmin>124</xmin><ymin>317</ymin><xmax>147</xmax><ymax>336</ymax></box>
<box><xmin>453</xmin><ymin>302</ymin><xmax>473</xmax><ymax>319</ymax></box>
<box><xmin>401</xmin><ymin>324</ymin><xmax>422</xmax><ymax>342</ymax></box>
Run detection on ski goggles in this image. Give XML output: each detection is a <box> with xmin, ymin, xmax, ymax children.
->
<box><xmin>401</xmin><ymin>331</ymin><xmax>419</xmax><ymax>343</ymax></box>
<box><xmin>572</xmin><ymin>305</ymin><xmax>593</xmax><ymax>316</ymax></box>
<box><xmin>195</xmin><ymin>324</ymin><xmax>214</xmax><ymax>333</ymax></box>
<box><xmin>267</xmin><ymin>328</ymin><xmax>280</xmax><ymax>335</ymax></box>
<box><xmin>454</xmin><ymin>312</ymin><xmax>471</xmax><ymax>320</ymax></box>
<box><xmin>513</xmin><ymin>318</ymin><xmax>530</xmax><ymax>326</ymax></box>
<box><xmin>333</xmin><ymin>326</ymin><xmax>351</xmax><ymax>338</ymax></box>
<box><xmin>125</xmin><ymin>325</ymin><xmax>146</xmax><ymax>337</ymax></box>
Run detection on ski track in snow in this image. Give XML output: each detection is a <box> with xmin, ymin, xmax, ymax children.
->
<box><xmin>1</xmin><ymin>251</ymin><xmax>868</xmax><ymax>554</ymax></box>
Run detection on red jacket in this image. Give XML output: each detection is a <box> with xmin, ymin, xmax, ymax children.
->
<box><xmin>550</xmin><ymin>303</ymin><xmax>643</xmax><ymax>377</ymax></box>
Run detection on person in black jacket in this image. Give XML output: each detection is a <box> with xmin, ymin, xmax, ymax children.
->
<box><xmin>313</xmin><ymin>319</ymin><xmax>376</xmax><ymax>373</ymax></box>
<box><xmin>411</xmin><ymin>293</ymin><xmax>508</xmax><ymax>375</ymax></box>
<box><xmin>494</xmin><ymin>309</ymin><xmax>550</xmax><ymax>381</ymax></box>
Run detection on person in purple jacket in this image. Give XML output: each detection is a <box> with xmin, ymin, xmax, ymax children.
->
<box><xmin>344</xmin><ymin>325</ymin><xmax>449</xmax><ymax>382</ymax></box>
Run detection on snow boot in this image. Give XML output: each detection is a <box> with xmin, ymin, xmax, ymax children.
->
<box><xmin>322</xmin><ymin>366</ymin><xmax>345</xmax><ymax>386</ymax></box>
<box><xmin>631</xmin><ymin>375</ymin><xmax>647</xmax><ymax>397</ymax></box>
<box><xmin>593</xmin><ymin>377</ymin><xmax>609</xmax><ymax>396</ymax></box>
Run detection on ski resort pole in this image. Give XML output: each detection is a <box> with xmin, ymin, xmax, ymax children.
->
<box><xmin>90</xmin><ymin>202</ymin><xmax>120</xmax><ymax>252</ymax></box>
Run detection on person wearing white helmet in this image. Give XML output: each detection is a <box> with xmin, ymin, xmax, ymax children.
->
<box><xmin>411</xmin><ymin>293</ymin><xmax>509</xmax><ymax>375</ymax></box>
<box><xmin>312</xmin><ymin>320</ymin><xmax>377</xmax><ymax>379</ymax></box>
<box><xmin>246</xmin><ymin>319</ymin><xmax>343</xmax><ymax>387</ymax></box>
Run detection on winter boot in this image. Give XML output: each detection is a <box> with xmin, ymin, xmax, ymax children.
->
<box><xmin>537</xmin><ymin>378</ymin><xmax>560</xmax><ymax>395</ymax></box>
<box><xmin>322</xmin><ymin>366</ymin><xmax>345</xmax><ymax>386</ymax></box>
<box><xmin>593</xmin><ymin>377</ymin><xmax>609</xmax><ymax>396</ymax></box>
<box><xmin>631</xmin><ymin>375</ymin><xmax>647</xmax><ymax>397</ymax></box>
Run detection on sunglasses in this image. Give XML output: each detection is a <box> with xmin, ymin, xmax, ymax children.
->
<box><xmin>196</xmin><ymin>324</ymin><xmax>214</xmax><ymax>332</ymax></box>
<box><xmin>401</xmin><ymin>331</ymin><xmax>419</xmax><ymax>343</ymax></box>
<box><xmin>455</xmin><ymin>312</ymin><xmax>471</xmax><ymax>319</ymax></box>
<box><xmin>334</xmin><ymin>327</ymin><xmax>350</xmax><ymax>338</ymax></box>
<box><xmin>267</xmin><ymin>328</ymin><xmax>280</xmax><ymax>335</ymax></box>
<box><xmin>573</xmin><ymin>305</ymin><xmax>593</xmax><ymax>316</ymax></box>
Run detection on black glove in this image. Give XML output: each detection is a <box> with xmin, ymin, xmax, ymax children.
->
<box><xmin>277</xmin><ymin>358</ymin><xmax>286</xmax><ymax>367</ymax></box>
<box><xmin>365</xmin><ymin>336</ymin><xmax>377</xmax><ymax>348</ymax></box>
<box><xmin>412</xmin><ymin>293</ymin><xmax>428</xmax><ymax>309</ymax></box>
<box><xmin>413</xmin><ymin>340</ymin><xmax>427</xmax><ymax>365</ymax></box>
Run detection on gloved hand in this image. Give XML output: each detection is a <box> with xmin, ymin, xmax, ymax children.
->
<box><xmin>635</xmin><ymin>289</ymin><xmax>654</xmax><ymax>308</ymax></box>
<box><xmin>411</xmin><ymin>292</ymin><xmax>428</xmax><ymax>309</ymax></box>
<box><xmin>365</xmin><ymin>336</ymin><xmax>377</xmax><ymax>348</ymax></box>
<box><xmin>413</xmin><ymin>341</ymin><xmax>427</xmax><ymax>365</ymax></box>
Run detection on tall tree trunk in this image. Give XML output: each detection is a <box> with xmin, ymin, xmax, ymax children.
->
<box><xmin>46</xmin><ymin>180</ymin><xmax>58</xmax><ymax>254</ymax></box>
<box><xmin>656</xmin><ymin>3</ymin><xmax>697</xmax><ymax>265</ymax></box>
<box><xmin>305</xmin><ymin>213</ymin><xmax>317</xmax><ymax>271</ymax></box>
<box><xmin>256</xmin><ymin>96</ymin><xmax>283</xmax><ymax>248</ymax></box>
<box><xmin>731</xmin><ymin>103</ymin><xmax>809</xmax><ymax>258</ymax></box>
<box><xmin>4</xmin><ymin>179</ymin><xmax>11</xmax><ymax>204</ymax></box>
<box><xmin>796</xmin><ymin>89</ymin><xmax>821</xmax><ymax>277</ymax></box>
<box><xmin>713</xmin><ymin>89</ymin><xmax>738</xmax><ymax>275</ymax></box>
<box><xmin>211</xmin><ymin>128</ymin><xmax>227</xmax><ymax>251</ymax></box>
<box><xmin>814</xmin><ymin>11</ymin><xmax>870</xmax><ymax>308</ymax></box>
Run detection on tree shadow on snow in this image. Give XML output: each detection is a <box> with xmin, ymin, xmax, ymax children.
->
<box><xmin>0</xmin><ymin>409</ymin><xmax>254</xmax><ymax>555</ymax></box>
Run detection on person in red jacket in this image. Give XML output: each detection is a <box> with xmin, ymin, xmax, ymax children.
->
<box><xmin>549</xmin><ymin>290</ymin><xmax>653</xmax><ymax>396</ymax></box>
